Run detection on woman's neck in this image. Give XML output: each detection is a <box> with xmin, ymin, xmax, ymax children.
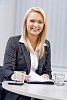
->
<box><xmin>28</xmin><ymin>34</ymin><xmax>39</xmax><ymax>50</ymax></box>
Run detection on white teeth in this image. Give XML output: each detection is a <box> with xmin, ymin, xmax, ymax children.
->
<box><xmin>32</xmin><ymin>27</ymin><xmax>35</xmax><ymax>29</ymax></box>
<box><xmin>32</xmin><ymin>27</ymin><xmax>39</xmax><ymax>30</ymax></box>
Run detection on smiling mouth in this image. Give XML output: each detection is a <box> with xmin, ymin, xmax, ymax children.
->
<box><xmin>31</xmin><ymin>27</ymin><xmax>39</xmax><ymax>31</ymax></box>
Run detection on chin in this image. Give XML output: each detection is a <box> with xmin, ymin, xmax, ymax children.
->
<box><xmin>30</xmin><ymin>31</ymin><xmax>41</xmax><ymax>35</ymax></box>
<box><xmin>31</xmin><ymin>33</ymin><xmax>40</xmax><ymax>36</ymax></box>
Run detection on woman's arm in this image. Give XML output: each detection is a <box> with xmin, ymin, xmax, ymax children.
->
<box><xmin>42</xmin><ymin>40</ymin><xmax>52</xmax><ymax>79</ymax></box>
<box><xmin>3</xmin><ymin>37</ymin><xmax>18</xmax><ymax>80</ymax></box>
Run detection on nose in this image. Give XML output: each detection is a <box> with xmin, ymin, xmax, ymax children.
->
<box><xmin>34</xmin><ymin>22</ymin><xmax>38</xmax><ymax>27</ymax></box>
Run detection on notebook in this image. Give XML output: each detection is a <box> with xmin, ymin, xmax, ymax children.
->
<box><xmin>27</xmin><ymin>71</ymin><xmax>54</xmax><ymax>84</ymax></box>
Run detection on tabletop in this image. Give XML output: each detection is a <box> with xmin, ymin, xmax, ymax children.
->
<box><xmin>2</xmin><ymin>81</ymin><xmax>67</xmax><ymax>100</ymax></box>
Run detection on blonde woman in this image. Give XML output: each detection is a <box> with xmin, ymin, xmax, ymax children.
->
<box><xmin>3</xmin><ymin>7</ymin><xmax>52</xmax><ymax>100</ymax></box>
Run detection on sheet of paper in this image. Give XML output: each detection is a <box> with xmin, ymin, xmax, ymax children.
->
<box><xmin>28</xmin><ymin>71</ymin><xmax>54</xmax><ymax>82</ymax></box>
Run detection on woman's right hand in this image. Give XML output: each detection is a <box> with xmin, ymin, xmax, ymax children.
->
<box><xmin>25</xmin><ymin>74</ymin><xmax>31</xmax><ymax>81</ymax></box>
<box><xmin>11</xmin><ymin>71</ymin><xmax>30</xmax><ymax>82</ymax></box>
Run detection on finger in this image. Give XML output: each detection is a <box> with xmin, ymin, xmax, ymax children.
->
<box><xmin>41</xmin><ymin>74</ymin><xmax>49</xmax><ymax>79</ymax></box>
<box><xmin>44</xmin><ymin>75</ymin><xmax>49</xmax><ymax>79</ymax></box>
<box><xmin>25</xmin><ymin>75</ymin><xmax>31</xmax><ymax>81</ymax></box>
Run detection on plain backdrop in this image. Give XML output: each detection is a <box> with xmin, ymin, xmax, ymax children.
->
<box><xmin>0</xmin><ymin>0</ymin><xmax>67</xmax><ymax>69</ymax></box>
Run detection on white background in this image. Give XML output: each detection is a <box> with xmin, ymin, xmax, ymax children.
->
<box><xmin>0</xmin><ymin>0</ymin><xmax>67</xmax><ymax>69</ymax></box>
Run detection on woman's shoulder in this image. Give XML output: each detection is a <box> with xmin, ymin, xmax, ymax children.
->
<box><xmin>45</xmin><ymin>39</ymin><xmax>50</xmax><ymax>46</ymax></box>
<box><xmin>8</xmin><ymin>35</ymin><xmax>21</xmax><ymax>41</ymax></box>
<box><xmin>6</xmin><ymin>35</ymin><xmax>21</xmax><ymax>49</ymax></box>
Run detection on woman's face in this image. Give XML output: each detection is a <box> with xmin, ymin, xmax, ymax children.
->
<box><xmin>26</xmin><ymin>11</ymin><xmax>44</xmax><ymax>36</ymax></box>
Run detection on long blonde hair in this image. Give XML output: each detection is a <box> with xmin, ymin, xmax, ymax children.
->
<box><xmin>21</xmin><ymin>7</ymin><xmax>47</xmax><ymax>59</ymax></box>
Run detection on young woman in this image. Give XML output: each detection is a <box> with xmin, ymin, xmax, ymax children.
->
<box><xmin>3</xmin><ymin>7</ymin><xmax>52</xmax><ymax>100</ymax></box>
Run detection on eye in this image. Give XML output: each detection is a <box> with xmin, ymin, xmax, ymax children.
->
<box><xmin>30</xmin><ymin>19</ymin><xmax>35</xmax><ymax>23</ymax></box>
<box><xmin>38</xmin><ymin>21</ymin><xmax>43</xmax><ymax>24</ymax></box>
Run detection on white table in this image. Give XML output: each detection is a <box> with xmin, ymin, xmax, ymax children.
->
<box><xmin>2</xmin><ymin>81</ymin><xmax>67</xmax><ymax>100</ymax></box>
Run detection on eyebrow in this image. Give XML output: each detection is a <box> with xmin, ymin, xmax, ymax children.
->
<box><xmin>30</xmin><ymin>19</ymin><xmax>43</xmax><ymax>22</ymax></box>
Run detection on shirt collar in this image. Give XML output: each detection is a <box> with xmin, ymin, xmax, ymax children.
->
<box><xmin>19</xmin><ymin>36</ymin><xmax>25</xmax><ymax>43</ymax></box>
<box><xmin>19</xmin><ymin>36</ymin><xmax>47</xmax><ymax>46</ymax></box>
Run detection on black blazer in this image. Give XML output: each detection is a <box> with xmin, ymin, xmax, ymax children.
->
<box><xmin>3</xmin><ymin>35</ymin><xmax>52</xmax><ymax>79</ymax></box>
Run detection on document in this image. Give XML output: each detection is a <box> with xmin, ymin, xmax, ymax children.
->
<box><xmin>28</xmin><ymin>71</ymin><xmax>54</xmax><ymax>84</ymax></box>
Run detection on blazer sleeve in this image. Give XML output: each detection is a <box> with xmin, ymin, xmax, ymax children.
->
<box><xmin>3</xmin><ymin>37</ymin><xmax>18</xmax><ymax>79</ymax></box>
<box><xmin>42</xmin><ymin>40</ymin><xmax>52</xmax><ymax>79</ymax></box>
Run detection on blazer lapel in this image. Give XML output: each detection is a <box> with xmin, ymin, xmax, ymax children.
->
<box><xmin>37</xmin><ymin>56</ymin><xmax>45</xmax><ymax>75</ymax></box>
<box><xmin>20</xmin><ymin>43</ymin><xmax>31</xmax><ymax>73</ymax></box>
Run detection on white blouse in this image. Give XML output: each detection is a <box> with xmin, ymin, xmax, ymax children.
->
<box><xmin>30</xmin><ymin>51</ymin><xmax>38</xmax><ymax>72</ymax></box>
<box><xmin>19</xmin><ymin>36</ymin><xmax>39</xmax><ymax>72</ymax></box>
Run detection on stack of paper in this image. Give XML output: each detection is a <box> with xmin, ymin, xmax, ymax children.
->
<box><xmin>28</xmin><ymin>71</ymin><xmax>54</xmax><ymax>84</ymax></box>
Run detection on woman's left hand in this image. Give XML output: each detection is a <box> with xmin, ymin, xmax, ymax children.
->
<box><xmin>41</xmin><ymin>74</ymin><xmax>49</xmax><ymax>79</ymax></box>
